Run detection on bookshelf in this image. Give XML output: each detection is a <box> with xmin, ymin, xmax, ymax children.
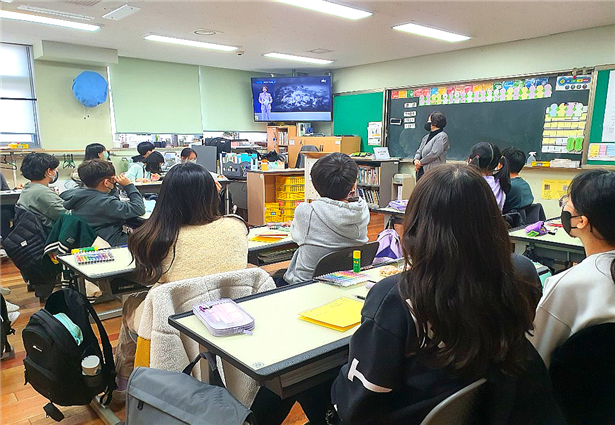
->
<box><xmin>267</xmin><ymin>125</ymin><xmax>297</xmax><ymax>162</ymax></box>
<box><xmin>353</xmin><ymin>158</ymin><xmax>399</xmax><ymax>208</ymax></box>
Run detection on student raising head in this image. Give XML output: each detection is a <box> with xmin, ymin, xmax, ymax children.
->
<box><xmin>129</xmin><ymin>161</ymin><xmax>248</xmax><ymax>285</ymax></box>
<box><xmin>331</xmin><ymin>164</ymin><xmax>563</xmax><ymax>424</ymax></box>
<box><xmin>16</xmin><ymin>153</ymin><xmax>66</xmax><ymax>230</ymax></box>
<box><xmin>131</xmin><ymin>141</ymin><xmax>155</xmax><ymax>163</ymax></box>
<box><xmin>281</xmin><ymin>152</ymin><xmax>370</xmax><ymax>286</ymax></box>
<box><xmin>84</xmin><ymin>143</ymin><xmax>109</xmax><ymax>161</ymax></box>
<box><xmin>468</xmin><ymin>142</ymin><xmax>510</xmax><ymax>211</ymax></box>
<box><xmin>529</xmin><ymin>169</ymin><xmax>615</xmax><ymax>367</ymax></box>
<box><xmin>180</xmin><ymin>148</ymin><xmax>197</xmax><ymax>163</ymax></box>
<box><xmin>61</xmin><ymin>160</ymin><xmax>145</xmax><ymax>246</ymax></box>
<box><xmin>502</xmin><ymin>147</ymin><xmax>534</xmax><ymax>213</ymax></box>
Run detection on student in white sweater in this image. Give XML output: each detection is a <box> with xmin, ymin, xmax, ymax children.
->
<box><xmin>529</xmin><ymin>169</ymin><xmax>615</xmax><ymax>367</ymax></box>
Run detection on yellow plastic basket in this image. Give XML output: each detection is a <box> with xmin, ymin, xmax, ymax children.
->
<box><xmin>276</xmin><ymin>176</ymin><xmax>305</xmax><ymax>186</ymax></box>
<box><xmin>278</xmin><ymin>200</ymin><xmax>303</xmax><ymax>209</ymax></box>
<box><xmin>277</xmin><ymin>192</ymin><xmax>304</xmax><ymax>201</ymax></box>
<box><xmin>282</xmin><ymin>213</ymin><xmax>295</xmax><ymax>222</ymax></box>
<box><xmin>277</xmin><ymin>184</ymin><xmax>304</xmax><ymax>193</ymax></box>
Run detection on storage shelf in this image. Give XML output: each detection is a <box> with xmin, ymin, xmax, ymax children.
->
<box><xmin>357</xmin><ymin>183</ymin><xmax>380</xmax><ymax>188</ymax></box>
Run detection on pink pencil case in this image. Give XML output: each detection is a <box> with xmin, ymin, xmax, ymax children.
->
<box><xmin>192</xmin><ymin>299</ymin><xmax>255</xmax><ymax>337</ymax></box>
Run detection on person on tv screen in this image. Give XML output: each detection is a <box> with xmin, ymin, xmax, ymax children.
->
<box><xmin>259</xmin><ymin>86</ymin><xmax>273</xmax><ymax>121</ymax></box>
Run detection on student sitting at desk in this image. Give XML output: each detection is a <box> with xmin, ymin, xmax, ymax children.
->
<box><xmin>331</xmin><ymin>164</ymin><xmax>563</xmax><ymax>424</ymax></box>
<box><xmin>111</xmin><ymin>163</ymin><xmax>248</xmax><ymax>399</ymax></box>
<box><xmin>16</xmin><ymin>153</ymin><xmax>66</xmax><ymax>231</ymax></box>
<box><xmin>502</xmin><ymin>147</ymin><xmax>534</xmax><ymax>213</ymax></box>
<box><xmin>126</xmin><ymin>144</ymin><xmax>161</xmax><ymax>183</ymax></box>
<box><xmin>71</xmin><ymin>143</ymin><xmax>111</xmax><ymax>187</ymax></box>
<box><xmin>180</xmin><ymin>147</ymin><xmax>197</xmax><ymax>163</ymax></box>
<box><xmin>279</xmin><ymin>152</ymin><xmax>370</xmax><ymax>286</ymax></box>
<box><xmin>529</xmin><ymin>170</ymin><xmax>615</xmax><ymax>368</ymax></box>
<box><xmin>61</xmin><ymin>160</ymin><xmax>145</xmax><ymax>246</ymax></box>
<box><xmin>468</xmin><ymin>142</ymin><xmax>511</xmax><ymax>212</ymax></box>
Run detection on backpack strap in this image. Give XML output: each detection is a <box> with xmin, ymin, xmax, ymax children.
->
<box><xmin>83</xmin><ymin>300</ymin><xmax>117</xmax><ymax>404</ymax></box>
<box><xmin>183</xmin><ymin>352</ymin><xmax>224</xmax><ymax>388</ymax></box>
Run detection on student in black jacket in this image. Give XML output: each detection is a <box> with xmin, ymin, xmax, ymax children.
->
<box><xmin>330</xmin><ymin>164</ymin><xmax>565</xmax><ymax>425</ymax></box>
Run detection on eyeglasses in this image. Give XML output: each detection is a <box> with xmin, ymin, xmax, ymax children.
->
<box><xmin>558</xmin><ymin>194</ymin><xmax>569</xmax><ymax>208</ymax></box>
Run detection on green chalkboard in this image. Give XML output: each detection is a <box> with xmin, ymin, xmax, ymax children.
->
<box><xmin>587</xmin><ymin>68</ymin><xmax>615</xmax><ymax>166</ymax></box>
<box><xmin>333</xmin><ymin>92</ymin><xmax>383</xmax><ymax>153</ymax></box>
<box><xmin>387</xmin><ymin>75</ymin><xmax>590</xmax><ymax>161</ymax></box>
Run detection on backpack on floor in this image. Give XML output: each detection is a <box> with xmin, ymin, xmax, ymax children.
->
<box><xmin>126</xmin><ymin>352</ymin><xmax>255</xmax><ymax>425</ymax></box>
<box><xmin>373</xmin><ymin>227</ymin><xmax>403</xmax><ymax>265</ymax></box>
<box><xmin>22</xmin><ymin>288</ymin><xmax>117</xmax><ymax>421</ymax></box>
<box><xmin>1</xmin><ymin>295</ymin><xmax>15</xmax><ymax>360</ymax></box>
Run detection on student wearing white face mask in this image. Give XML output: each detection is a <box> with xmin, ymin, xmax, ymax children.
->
<box><xmin>180</xmin><ymin>147</ymin><xmax>197</xmax><ymax>163</ymax></box>
<box><xmin>529</xmin><ymin>169</ymin><xmax>615</xmax><ymax>368</ymax></box>
<box><xmin>16</xmin><ymin>153</ymin><xmax>66</xmax><ymax>231</ymax></box>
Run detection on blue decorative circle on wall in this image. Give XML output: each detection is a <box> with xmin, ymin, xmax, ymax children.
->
<box><xmin>72</xmin><ymin>71</ymin><xmax>108</xmax><ymax>108</ymax></box>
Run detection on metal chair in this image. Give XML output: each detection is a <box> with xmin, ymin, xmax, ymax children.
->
<box><xmin>549</xmin><ymin>323</ymin><xmax>615</xmax><ymax>424</ymax></box>
<box><xmin>420</xmin><ymin>378</ymin><xmax>487</xmax><ymax>425</ymax></box>
<box><xmin>294</xmin><ymin>145</ymin><xmax>320</xmax><ymax>169</ymax></box>
<box><xmin>312</xmin><ymin>242</ymin><xmax>379</xmax><ymax>278</ymax></box>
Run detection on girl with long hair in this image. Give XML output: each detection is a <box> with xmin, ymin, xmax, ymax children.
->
<box><xmin>331</xmin><ymin>164</ymin><xmax>563</xmax><ymax>424</ymax></box>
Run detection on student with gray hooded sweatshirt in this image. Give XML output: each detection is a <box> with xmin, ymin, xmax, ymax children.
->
<box><xmin>280</xmin><ymin>152</ymin><xmax>370</xmax><ymax>286</ymax></box>
<box><xmin>61</xmin><ymin>160</ymin><xmax>145</xmax><ymax>246</ymax></box>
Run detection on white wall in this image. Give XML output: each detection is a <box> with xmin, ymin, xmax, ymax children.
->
<box><xmin>333</xmin><ymin>25</ymin><xmax>615</xmax><ymax>93</ymax></box>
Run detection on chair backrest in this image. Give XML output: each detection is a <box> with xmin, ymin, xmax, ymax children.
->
<box><xmin>294</xmin><ymin>145</ymin><xmax>320</xmax><ymax>169</ymax></box>
<box><xmin>420</xmin><ymin>378</ymin><xmax>487</xmax><ymax>425</ymax></box>
<box><xmin>523</xmin><ymin>203</ymin><xmax>546</xmax><ymax>224</ymax></box>
<box><xmin>312</xmin><ymin>242</ymin><xmax>379</xmax><ymax>278</ymax></box>
<box><xmin>549</xmin><ymin>322</ymin><xmax>615</xmax><ymax>424</ymax></box>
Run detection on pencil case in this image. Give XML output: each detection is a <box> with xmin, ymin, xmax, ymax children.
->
<box><xmin>192</xmin><ymin>299</ymin><xmax>255</xmax><ymax>337</ymax></box>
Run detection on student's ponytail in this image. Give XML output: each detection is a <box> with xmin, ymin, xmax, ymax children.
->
<box><xmin>494</xmin><ymin>156</ymin><xmax>511</xmax><ymax>194</ymax></box>
<box><xmin>469</xmin><ymin>155</ymin><xmax>481</xmax><ymax>167</ymax></box>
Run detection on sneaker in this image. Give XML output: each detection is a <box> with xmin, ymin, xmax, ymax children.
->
<box><xmin>0</xmin><ymin>286</ymin><xmax>9</xmax><ymax>296</ymax></box>
<box><xmin>7</xmin><ymin>311</ymin><xmax>19</xmax><ymax>323</ymax></box>
<box><xmin>6</xmin><ymin>301</ymin><xmax>19</xmax><ymax>313</ymax></box>
<box><xmin>0</xmin><ymin>249</ymin><xmax>7</xmax><ymax>259</ymax></box>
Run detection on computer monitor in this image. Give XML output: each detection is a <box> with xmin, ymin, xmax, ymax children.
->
<box><xmin>192</xmin><ymin>145</ymin><xmax>218</xmax><ymax>173</ymax></box>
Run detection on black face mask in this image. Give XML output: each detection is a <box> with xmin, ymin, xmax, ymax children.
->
<box><xmin>561</xmin><ymin>209</ymin><xmax>581</xmax><ymax>236</ymax></box>
<box><xmin>424</xmin><ymin>122</ymin><xmax>432</xmax><ymax>132</ymax></box>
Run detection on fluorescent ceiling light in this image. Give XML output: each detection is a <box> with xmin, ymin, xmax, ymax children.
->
<box><xmin>0</xmin><ymin>10</ymin><xmax>100</xmax><ymax>31</ymax></box>
<box><xmin>393</xmin><ymin>22</ymin><xmax>470</xmax><ymax>42</ymax></box>
<box><xmin>278</xmin><ymin>0</ymin><xmax>372</xmax><ymax>20</ymax></box>
<box><xmin>17</xmin><ymin>5</ymin><xmax>94</xmax><ymax>21</ymax></box>
<box><xmin>264</xmin><ymin>52</ymin><xmax>333</xmax><ymax>65</ymax></box>
<box><xmin>144</xmin><ymin>34</ymin><xmax>238</xmax><ymax>52</ymax></box>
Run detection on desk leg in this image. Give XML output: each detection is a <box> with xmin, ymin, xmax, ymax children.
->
<box><xmin>513</xmin><ymin>241</ymin><xmax>528</xmax><ymax>255</ymax></box>
<box><xmin>90</xmin><ymin>397</ymin><xmax>121</xmax><ymax>425</ymax></box>
<box><xmin>76</xmin><ymin>275</ymin><xmax>123</xmax><ymax>321</ymax></box>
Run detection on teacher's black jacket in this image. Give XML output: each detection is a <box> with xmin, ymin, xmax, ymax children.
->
<box><xmin>330</xmin><ymin>255</ymin><xmax>565</xmax><ymax>425</ymax></box>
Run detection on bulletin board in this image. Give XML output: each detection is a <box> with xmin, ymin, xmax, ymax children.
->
<box><xmin>385</xmin><ymin>72</ymin><xmax>591</xmax><ymax>161</ymax></box>
<box><xmin>333</xmin><ymin>91</ymin><xmax>384</xmax><ymax>154</ymax></box>
<box><xmin>585</xmin><ymin>66</ymin><xmax>615</xmax><ymax>166</ymax></box>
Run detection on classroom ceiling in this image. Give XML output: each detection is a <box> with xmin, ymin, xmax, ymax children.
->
<box><xmin>1</xmin><ymin>1</ymin><xmax>614</xmax><ymax>73</ymax></box>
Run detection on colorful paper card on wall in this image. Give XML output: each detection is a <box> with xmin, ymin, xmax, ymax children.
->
<box><xmin>398</xmin><ymin>90</ymin><xmax>408</xmax><ymax>98</ymax></box>
<box><xmin>542</xmin><ymin>180</ymin><xmax>572</xmax><ymax>200</ymax></box>
<box><xmin>556</xmin><ymin>75</ymin><xmax>592</xmax><ymax>91</ymax></box>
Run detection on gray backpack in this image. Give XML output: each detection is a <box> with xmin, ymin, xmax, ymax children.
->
<box><xmin>126</xmin><ymin>352</ymin><xmax>255</xmax><ymax>425</ymax></box>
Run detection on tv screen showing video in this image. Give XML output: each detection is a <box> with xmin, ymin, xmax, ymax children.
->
<box><xmin>251</xmin><ymin>76</ymin><xmax>332</xmax><ymax>122</ymax></box>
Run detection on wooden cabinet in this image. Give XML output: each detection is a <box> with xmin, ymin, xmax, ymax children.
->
<box><xmin>267</xmin><ymin>125</ymin><xmax>297</xmax><ymax>160</ymax></box>
<box><xmin>247</xmin><ymin>169</ymin><xmax>305</xmax><ymax>226</ymax></box>
<box><xmin>287</xmin><ymin>136</ymin><xmax>361</xmax><ymax>168</ymax></box>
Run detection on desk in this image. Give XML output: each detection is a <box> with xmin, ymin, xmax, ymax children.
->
<box><xmin>58</xmin><ymin>247</ymin><xmax>143</xmax><ymax>320</ymax></box>
<box><xmin>169</xmin><ymin>280</ymin><xmax>368</xmax><ymax>398</ymax></box>
<box><xmin>372</xmin><ymin>206</ymin><xmax>405</xmax><ymax>227</ymax></box>
<box><xmin>247</xmin><ymin>226</ymin><xmax>297</xmax><ymax>265</ymax></box>
<box><xmin>0</xmin><ymin>189</ymin><xmax>22</xmax><ymax>206</ymax></box>
<box><xmin>509</xmin><ymin>221</ymin><xmax>585</xmax><ymax>263</ymax></box>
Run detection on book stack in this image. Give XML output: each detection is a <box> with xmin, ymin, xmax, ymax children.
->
<box><xmin>357</xmin><ymin>166</ymin><xmax>380</xmax><ymax>186</ymax></box>
<box><xmin>357</xmin><ymin>187</ymin><xmax>380</xmax><ymax>206</ymax></box>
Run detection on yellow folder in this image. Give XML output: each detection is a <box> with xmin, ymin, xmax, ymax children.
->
<box><xmin>299</xmin><ymin>297</ymin><xmax>363</xmax><ymax>332</ymax></box>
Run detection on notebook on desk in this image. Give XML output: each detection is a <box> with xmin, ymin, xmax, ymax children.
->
<box><xmin>299</xmin><ymin>297</ymin><xmax>363</xmax><ymax>332</ymax></box>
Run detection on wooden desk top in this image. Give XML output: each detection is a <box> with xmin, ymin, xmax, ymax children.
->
<box><xmin>509</xmin><ymin>221</ymin><xmax>584</xmax><ymax>249</ymax></box>
<box><xmin>58</xmin><ymin>247</ymin><xmax>136</xmax><ymax>280</ymax></box>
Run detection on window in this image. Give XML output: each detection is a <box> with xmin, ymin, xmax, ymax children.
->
<box><xmin>0</xmin><ymin>43</ymin><xmax>39</xmax><ymax>147</ymax></box>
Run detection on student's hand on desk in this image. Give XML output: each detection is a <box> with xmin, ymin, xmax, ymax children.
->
<box><xmin>414</xmin><ymin>160</ymin><xmax>422</xmax><ymax>171</ymax></box>
<box><xmin>151</xmin><ymin>174</ymin><xmax>161</xmax><ymax>182</ymax></box>
<box><xmin>114</xmin><ymin>174</ymin><xmax>131</xmax><ymax>187</ymax></box>
<box><xmin>136</xmin><ymin>178</ymin><xmax>150</xmax><ymax>183</ymax></box>
<box><xmin>15</xmin><ymin>183</ymin><xmax>24</xmax><ymax>189</ymax></box>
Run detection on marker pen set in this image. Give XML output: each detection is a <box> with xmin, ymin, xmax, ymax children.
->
<box><xmin>75</xmin><ymin>251</ymin><xmax>115</xmax><ymax>265</ymax></box>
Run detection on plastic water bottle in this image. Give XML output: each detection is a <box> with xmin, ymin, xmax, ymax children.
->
<box><xmin>527</xmin><ymin>152</ymin><xmax>536</xmax><ymax>166</ymax></box>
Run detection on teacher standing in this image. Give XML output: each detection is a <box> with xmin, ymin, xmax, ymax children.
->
<box><xmin>414</xmin><ymin>111</ymin><xmax>449</xmax><ymax>180</ymax></box>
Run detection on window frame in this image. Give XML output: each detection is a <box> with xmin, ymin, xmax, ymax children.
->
<box><xmin>0</xmin><ymin>42</ymin><xmax>41</xmax><ymax>148</ymax></box>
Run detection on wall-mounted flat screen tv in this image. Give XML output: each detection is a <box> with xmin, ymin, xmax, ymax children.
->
<box><xmin>251</xmin><ymin>76</ymin><xmax>332</xmax><ymax>122</ymax></box>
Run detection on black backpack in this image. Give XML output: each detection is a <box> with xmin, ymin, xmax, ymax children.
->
<box><xmin>22</xmin><ymin>288</ymin><xmax>117</xmax><ymax>421</ymax></box>
<box><xmin>1</xmin><ymin>295</ymin><xmax>15</xmax><ymax>360</ymax></box>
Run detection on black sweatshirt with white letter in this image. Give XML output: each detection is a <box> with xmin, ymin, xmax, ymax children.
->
<box><xmin>330</xmin><ymin>254</ymin><xmax>565</xmax><ymax>425</ymax></box>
